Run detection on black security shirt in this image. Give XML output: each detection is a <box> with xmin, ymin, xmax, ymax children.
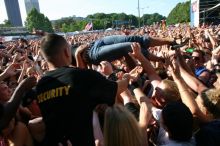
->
<box><xmin>35</xmin><ymin>67</ymin><xmax>117</xmax><ymax>146</ymax></box>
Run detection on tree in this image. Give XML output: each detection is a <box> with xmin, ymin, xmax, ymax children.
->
<box><xmin>3</xmin><ymin>20</ymin><xmax>12</xmax><ymax>27</ymax></box>
<box><xmin>142</xmin><ymin>13</ymin><xmax>166</xmax><ymax>25</ymax></box>
<box><xmin>52</xmin><ymin>12</ymin><xmax>164</xmax><ymax>32</ymax></box>
<box><xmin>0</xmin><ymin>20</ymin><xmax>12</xmax><ymax>27</ymax></box>
<box><xmin>166</xmin><ymin>1</ymin><xmax>190</xmax><ymax>25</ymax></box>
<box><xmin>25</xmin><ymin>8</ymin><xmax>54</xmax><ymax>32</ymax></box>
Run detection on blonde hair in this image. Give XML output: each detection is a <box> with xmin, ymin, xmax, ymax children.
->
<box><xmin>161</xmin><ymin>79</ymin><xmax>181</xmax><ymax>102</ymax></box>
<box><xmin>104</xmin><ymin>105</ymin><xmax>143</xmax><ymax>146</ymax></box>
<box><xmin>201</xmin><ymin>88</ymin><xmax>220</xmax><ymax>119</ymax></box>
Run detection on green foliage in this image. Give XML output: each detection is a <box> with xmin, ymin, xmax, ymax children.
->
<box><xmin>25</xmin><ymin>8</ymin><xmax>54</xmax><ymax>32</ymax></box>
<box><xmin>0</xmin><ymin>20</ymin><xmax>12</xmax><ymax>27</ymax></box>
<box><xmin>142</xmin><ymin>13</ymin><xmax>166</xmax><ymax>25</ymax></box>
<box><xmin>54</xmin><ymin>18</ymin><xmax>87</xmax><ymax>32</ymax></box>
<box><xmin>53</xmin><ymin>13</ymin><xmax>138</xmax><ymax>32</ymax></box>
<box><xmin>52</xmin><ymin>12</ymin><xmax>165</xmax><ymax>32</ymax></box>
<box><xmin>167</xmin><ymin>1</ymin><xmax>190</xmax><ymax>25</ymax></box>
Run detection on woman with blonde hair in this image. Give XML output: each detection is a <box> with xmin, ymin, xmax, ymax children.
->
<box><xmin>104</xmin><ymin>105</ymin><xmax>143</xmax><ymax>146</ymax></box>
<box><xmin>104</xmin><ymin>102</ymin><xmax>152</xmax><ymax>146</ymax></box>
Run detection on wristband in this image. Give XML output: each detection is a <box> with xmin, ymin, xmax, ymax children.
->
<box><xmin>129</xmin><ymin>81</ymin><xmax>140</xmax><ymax>91</ymax></box>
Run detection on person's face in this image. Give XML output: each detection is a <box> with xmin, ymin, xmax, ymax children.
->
<box><xmin>0</xmin><ymin>82</ymin><xmax>12</xmax><ymax>102</ymax></box>
<box><xmin>192</xmin><ymin>52</ymin><xmax>203</xmax><ymax>68</ymax></box>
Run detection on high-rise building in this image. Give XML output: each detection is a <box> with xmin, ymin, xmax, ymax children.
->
<box><xmin>4</xmin><ymin>0</ymin><xmax>23</xmax><ymax>26</ymax></box>
<box><xmin>24</xmin><ymin>0</ymin><xmax>40</xmax><ymax>15</ymax></box>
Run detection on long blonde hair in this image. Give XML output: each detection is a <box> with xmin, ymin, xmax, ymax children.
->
<box><xmin>104</xmin><ymin>105</ymin><xmax>143</xmax><ymax>146</ymax></box>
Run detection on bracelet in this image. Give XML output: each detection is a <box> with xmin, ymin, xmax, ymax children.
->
<box><xmin>129</xmin><ymin>81</ymin><xmax>140</xmax><ymax>91</ymax></box>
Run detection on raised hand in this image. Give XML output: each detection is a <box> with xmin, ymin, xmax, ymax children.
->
<box><xmin>128</xmin><ymin>66</ymin><xmax>143</xmax><ymax>82</ymax></box>
<box><xmin>130</xmin><ymin>42</ymin><xmax>142</xmax><ymax>59</ymax></box>
<box><xmin>75</xmin><ymin>44</ymin><xmax>89</xmax><ymax>55</ymax></box>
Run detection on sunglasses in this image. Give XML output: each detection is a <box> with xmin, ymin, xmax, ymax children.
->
<box><xmin>192</xmin><ymin>56</ymin><xmax>200</xmax><ymax>61</ymax></box>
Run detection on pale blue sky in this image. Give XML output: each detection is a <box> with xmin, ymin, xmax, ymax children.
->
<box><xmin>0</xmin><ymin>0</ymin><xmax>188</xmax><ymax>24</ymax></box>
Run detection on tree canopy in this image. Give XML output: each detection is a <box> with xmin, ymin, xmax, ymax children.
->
<box><xmin>25</xmin><ymin>8</ymin><xmax>54</xmax><ymax>32</ymax></box>
<box><xmin>166</xmin><ymin>1</ymin><xmax>190</xmax><ymax>25</ymax></box>
<box><xmin>141</xmin><ymin>13</ymin><xmax>166</xmax><ymax>25</ymax></box>
<box><xmin>0</xmin><ymin>20</ymin><xmax>12</xmax><ymax>27</ymax></box>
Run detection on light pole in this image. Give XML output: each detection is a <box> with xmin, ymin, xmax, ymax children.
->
<box><xmin>138</xmin><ymin>0</ymin><xmax>140</xmax><ymax>28</ymax></box>
<box><xmin>141</xmin><ymin>6</ymin><xmax>149</xmax><ymax>26</ymax></box>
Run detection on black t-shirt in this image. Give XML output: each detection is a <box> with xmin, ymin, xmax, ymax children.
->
<box><xmin>0</xmin><ymin>103</ymin><xmax>4</xmax><ymax>131</ymax></box>
<box><xmin>35</xmin><ymin>66</ymin><xmax>117</xmax><ymax>146</ymax></box>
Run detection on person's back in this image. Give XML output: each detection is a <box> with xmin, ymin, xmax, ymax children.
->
<box><xmin>36</xmin><ymin>66</ymin><xmax>118</xmax><ymax>145</ymax></box>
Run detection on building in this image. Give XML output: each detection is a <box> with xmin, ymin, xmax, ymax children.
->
<box><xmin>24</xmin><ymin>0</ymin><xmax>40</xmax><ymax>15</ymax></box>
<box><xmin>4</xmin><ymin>0</ymin><xmax>23</xmax><ymax>26</ymax></box>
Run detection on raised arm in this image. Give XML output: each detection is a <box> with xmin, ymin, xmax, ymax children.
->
<box><xmin>133</xmin><ymin>86</ymin><xmax>152</xmax><ymax>146</ymax></box>
<box><xmin>179</xmin><ymin>62</ymin><xmax>208</xmax><ymax>93</ymax></box>
<box><xmin>129</xmin><ymin>43</ymin><xmax>161</xmax><ymax>88</ymax></box>
<box><xmin>0</xmin><ymin>63</ymin><xmax>17</xmax><ymax>81</ymax></box>
<box><xmin>205</xmin><ymin>29</ymin><xmax>217</xmax><ymax>49</ymax></box>
<box><xmin>212</xmin><ymin>45</ymin><xmax>220</xmax><ymax>55</ymax></box>
<box><xmin>116</xmin><ymin>66</ymin><xmax>141</xmax><ymax>95</ymax></box>
<box><xmin>168</xmin><ymin>58</ymin><xmax>210</xmax><ymax>123</ymax></box>
<box><xmin>75</xmin><ymin>44</ymin><xmax>89</xmax><ymax>69</ymax></box>
<box><xmin>175</xmin><ymin>49</ymin><xmax>194</xmax><ymax>76</ymax></box>
<box><xmin>0</xmin><ymin>77</ymin><xmax>36</xmax><ymax>130</ymax></box>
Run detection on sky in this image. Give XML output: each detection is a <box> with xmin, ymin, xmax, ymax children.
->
<box><xmin>0</xmin><ymin>0</ymin><xmax>188</xmax><ymax>24</ymax></box>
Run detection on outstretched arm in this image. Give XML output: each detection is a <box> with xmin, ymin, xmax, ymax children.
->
<box><xmin>179</xmin><ymin>63</ymin><xmax>208</xmax><ymax>94</ymax></box>
<box><xmin>75</xmin><ymin>44</ymin><xmax>89</xmax><ymax>69</ymax></box>
<box><xmin>0</xmin><ymin>62</ymin><xmax>17</xmax><ymax>81</ymax></box>
<box><xmin>205</xmin><ymin>29</ymin><xmax>217</xmax><ymax>49</ymax></box>
<box><xmin>129</xmin><ymin>43</ymin><xmax>161</xmax><ymax>88</ymax></box>
<box><xmin>168</xmin><ymin>57</ymin><xmax>210</xmax><ymax>123</ymax></box>
<box><xmin>133</xmin><ymin>87</ymin><xmax>152</xmax><ymax>146</ymax></box>
<box><xmin>175</xmin><ymin>49</ymin><xmax>194</xmax><ymax>76</ymax></box>
<box><xmin>212</xmin><ymin>45</ymin><xmax>220</xmax><ymax>55</ymax></box>
<box><xmin>0</xmin><ymin>77</ymin><xmax>36</xmax><ymax>130</ymax></box>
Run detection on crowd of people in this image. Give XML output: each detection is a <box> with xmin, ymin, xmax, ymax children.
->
<box><xmin>0</xmin><ymin>23</ymin><xmax>220</xmax><ymax>146</ymax></box>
